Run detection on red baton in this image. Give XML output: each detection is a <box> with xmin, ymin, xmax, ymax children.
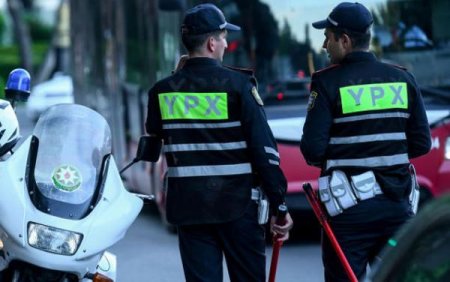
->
<box><xmin>303</xmin><ymin>183</ymin><xmax>358</xmax><ymax>282</ymax></box>
<box><xmin>268</xmin><ymin>204</ymin><xmax>288</xmax><ymax>282</ymax></box>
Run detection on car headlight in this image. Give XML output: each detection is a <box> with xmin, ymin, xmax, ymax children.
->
<box><xmin>446</xmin><ymin>137</ymin><xmax>450</xmax><ymax>160</ymax></box>
<box><xmin>28</xmin><ymin>222</ymin><xmax>83</xmax><ymax>255</ymax></box>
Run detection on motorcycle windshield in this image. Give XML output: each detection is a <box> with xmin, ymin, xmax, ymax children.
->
<box><xmin>32</xmin><ymin>104</ymin><xmax>111</xmax><ymax>208</ymax></box>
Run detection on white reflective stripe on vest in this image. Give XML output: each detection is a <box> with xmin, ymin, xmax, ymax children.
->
<box><xmin>269</xmin><ymin>159</ymin><xmax>280</xmax><ymax>165</ymax></box>
<box><xmin>326</xmin><ymin>153</ymin><xmax>409</xmax><ymax>170</ymax></box>
<box><xmin>164</xmin><ymin>141</ymin><xmax>247</xmax><ymax>152</ymax></box>
<box><xmin>264</xmin><ymin>146</ymin><xmax>280</xmax><ymax>159</ymax></box>
<box><xmin>167</xmin><ymin>163</ymin><xmax>252</xmax><ymax>177</ymax></box>
<box><xmin>333</xmin><ymin>112</ymin><xmax>410</xmax><ymax>123</ymax></box>
<box><xmin>163</xmin><ymin>121</ymin><xmax>241</xmax><ymax>129</ymax></box>
<box><xmin>329</xmin><ymin>132</ymin><xmax>406</xmax><ymax>145</ymax></box>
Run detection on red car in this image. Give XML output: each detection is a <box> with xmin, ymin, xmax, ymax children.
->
<box><xmin>267</xmin><ymin>103</ymin><xmax>450</xmax><ymax>212</ymax></box>
<box><xmin>125</xmin><ymin>90</ymin><xmax>450</xmax><ymax>228</ymax></box>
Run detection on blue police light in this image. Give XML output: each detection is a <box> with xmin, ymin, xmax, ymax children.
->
<box><xmin>4</xmin><ymin>68</ymin><xmax>31</xmax><ymax>104</ymax></box>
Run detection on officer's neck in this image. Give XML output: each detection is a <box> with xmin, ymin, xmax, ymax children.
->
<box><xmin>189</xmin><ymin>51</ymin><xmax>220</xmax><ymax>61</ymax></box>
<box><xmin>351</xmin><ymin>47</ymin><xmax>369</xmax><ymax>52</ymax></box>
<box><xmin>346</xmin><ymin>44</ymin><xmax>370</xmax><ymax>53</ymax></box>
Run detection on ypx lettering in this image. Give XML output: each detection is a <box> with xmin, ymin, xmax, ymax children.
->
<box><xmin>340</xmin><ymin>82</ymin><xmax>408</xmax><ymax>114</ymax></box>
<box><xmin>159</xmin><ymin>92</ymin><xmax>228</xmax><ymax>120</ymax></box>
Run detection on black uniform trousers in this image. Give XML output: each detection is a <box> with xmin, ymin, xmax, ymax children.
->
<box><xmin>178</xmin><ymin>201</ymin><xmax>266</xmax><ymax>282</ymax></box>
<box><xmin>322</xmin><ymin>194</ymin><xmax>413</xmax><ymax>282</ymax></box>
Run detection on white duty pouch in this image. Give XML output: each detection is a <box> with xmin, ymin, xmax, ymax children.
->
<box><xmin>350</xmin><ymin>171</ymin><xmax>382</xmax><ymax>200</ymax></box>
<box><xmin>318</xmin><ymin>175</ymin><xmax>342</xmax><ymax>217</ymax></box>
<box><xmin>254</xmin><ymin>188</ymin><xmax>269</xmax><ymax>225</ymax></box>
<box><xmin>330</xmin><ymin>170</ymin><xmax>358</xmax><ymax>211</ymax></box>
<box><xmin>409</xmin><ymin>164</ymin><xmax>420</xmax><ymax>215</ymax></box>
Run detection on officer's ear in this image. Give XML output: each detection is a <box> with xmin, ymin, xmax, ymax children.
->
<box><xmin>207</xmin><ymin>36</ymin><xmax>215</xmax><ymax>53</ymax></box>
<box><xmin>341</xmin><ymin>33</ymin><xmax>353</xmax><ymax>49</ymax></box>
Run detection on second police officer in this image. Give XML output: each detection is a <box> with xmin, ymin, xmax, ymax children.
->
<box><xmin>145</xmin><ymin>3</ymin><xmax>293</xmax><ymax>282</ymax></box>
<box><xmin>300</xmin><ymin>2</ymin><xmax>431</xmax><ymax>281</ymax></box>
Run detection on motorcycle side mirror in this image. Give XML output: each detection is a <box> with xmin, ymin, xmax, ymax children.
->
<box><xmin>119</xmin><ymin>136</ymin><xmax>162</xmax><ymax>174</ymax></box>
<box><xmin>134</xmin><ymin>135</ymin><xmax>162</xmax><ymax>162</ymax></box>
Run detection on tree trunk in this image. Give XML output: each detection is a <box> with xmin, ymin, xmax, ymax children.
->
<box><xmin>140</xmin><ymin>0</ymin><xmax>158</xmax><ymax>87</ymax></box>
<box><xmin>70</xmin><ymin>0</ymin><xmax>97</xmax><ymax>107</ymax></box>
<box><xmin>100</xmin><ymin>0</ymin><xmax>127</xmax><ymax>165</ymax></box>
<box><xmin>71</xmin><ymin>0</ymin><xmax>127</xmax><ymax>165</ymax></box>
<box><xmin>34</xmin><ymin>0</ymin><xmax>71</xmax><ymax>84</ymax></box>
<box><xmin>7</xmin><ymin>0</ymin><xmax>33</xmax><ymax>76</ymax></box>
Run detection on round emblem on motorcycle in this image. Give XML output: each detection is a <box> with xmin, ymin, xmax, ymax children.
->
<box><xmin>51</xmin><ymin>165</ymin><xmax>82</xmax><ymax>192</ymax></box>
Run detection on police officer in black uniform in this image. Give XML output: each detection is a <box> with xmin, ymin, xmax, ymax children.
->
<box><xmin>300</xmin><ymin>2</ymin><xmax>431</xmax><ymax>281</ymax></box>
<box><xmin>145</xmin><ymin>3</ymin><xmax>293</xmax><ymax>281</ymax></box>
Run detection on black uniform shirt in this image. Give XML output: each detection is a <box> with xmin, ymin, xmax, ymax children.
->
<box><xmin>300</xmin><ymin>52</ymin><xmax>431</xmax><ymax>199</ymax></box>
<box><xmin>146</xmin><ymin>57</ymin><xmax>287</xmax><ymax>224</ymax></box>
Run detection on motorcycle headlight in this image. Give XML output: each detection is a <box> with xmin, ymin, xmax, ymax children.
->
<box><xmin>446</xmin><ymin>137</ymin><xmax>450</xmax><ymax>160</ymax></box>
<box><xmin>27</xmin><ymin>222</ymin><xmax>83</xmax><ymax>256</ymax></box>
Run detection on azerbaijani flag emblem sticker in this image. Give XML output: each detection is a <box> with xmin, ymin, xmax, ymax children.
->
<box><xmin>51</xmin><ymin>165</ymin><xmax>82</xmax><ymax>192</ymax></box>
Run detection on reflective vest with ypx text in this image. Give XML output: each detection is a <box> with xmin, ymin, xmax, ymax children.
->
<box><xmin>157</xmin><ymin>89</ymin><xmax>255</xmax><ymax>225</ymax></box>
<box><xmin>302</xmin><ymin>52</ymin><xmax>430</xmax><ymax>200</ymax></box>
<box><xmin>327</xmin><ymin>81</ymin><xmax>410</xmax><ymax>171</ymax></box>
<box><xmin>158</xmin><ymin>91</ymin><xmax>252</xmax><ymax>178</ymax></box>
<box><xmin>147</xmin><ymin>58</ymin><xmax>286</xmax><ymax>225</ymax></box>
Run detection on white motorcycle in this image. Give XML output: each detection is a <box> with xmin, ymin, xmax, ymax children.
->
<box><xmin>0</xmin><ymin>103</ymin><xmax>151</xmax><ymax>281</ymax></box>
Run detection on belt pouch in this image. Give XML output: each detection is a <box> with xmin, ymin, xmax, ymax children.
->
<box><xmin>409</xmin><ymin>165</ymin><xmax>420</xmax><ymax>215</ymax></box>
<box><xmin>255</xmin><ymin>188</ymin><xmax>269</xmax><ymax>224</ymax></box>
<box><xmin>330</xmin><ymin>170</ymin><xmax>357</xmax><ymax>210</ymax></box>
<box><xmin>318</xmin><ymin>176</ymin><xmax>342</xmax><ymax>217</ymax></box>
<box><xmin>350</xmin><ymin>171</ymin><xmax>380</xmax><ymax>200</ymax></box>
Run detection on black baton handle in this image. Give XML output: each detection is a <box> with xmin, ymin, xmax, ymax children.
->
<box><xmin>275</xmin><ymin>204</ymin><xmax>288</xmax><ymax>225</ymax></box>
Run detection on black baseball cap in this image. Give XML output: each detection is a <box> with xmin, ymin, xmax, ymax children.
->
<box><xmin>182</xmin><ymin>3</ymin><xmax>241</xmax><ymax>35</ymax></box>
<box><xmin>312</xmin><ymin>2</ymin><xmax>373</xmax><ymax>33</ymax></box>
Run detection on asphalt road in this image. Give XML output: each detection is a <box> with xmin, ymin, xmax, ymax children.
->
<box><xmin>109</xmin><ymin>204</ymin><xmax>324</xmax><ymax>282</ymax></box>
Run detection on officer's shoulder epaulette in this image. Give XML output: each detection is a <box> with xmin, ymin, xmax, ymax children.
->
<box><xmin>224</xmin><ymin>65</ymin><xmax>255</xmax><ymax>76</ymax></box>
<box><xmin>386</xmin><ymin>62</ymin><xmax>407</xmax><ymax>71</ymax></box>
<box><xmin>313</xmin><ymin>64</ymin><xmax>340</xmax><ymax>76</ymax></box>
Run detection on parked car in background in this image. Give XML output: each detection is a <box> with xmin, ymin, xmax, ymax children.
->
<box><xmin>263</xmin><ymin>77</ymin><xmax>311</xmax><ymax>105</ymax></box>
<box><xmin>26</xmin><ymin>74</ymin><xmax>74</xmax><ymax>121</ymax></box>
<box><xmin>125</xmin><ymin>84</ymin><xmax>450</xmax><ymax>231</ymax></box>
<box><xmin>267</xmin><ymin>105</ymin><xmax>450</xmax><ymax>212</ymax></box>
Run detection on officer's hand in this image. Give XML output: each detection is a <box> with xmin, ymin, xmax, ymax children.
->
<box><xmin>270</xmin><ymin>212</ymin><xmax>293</xmax><ymax>242</ymax></box>
<box><xmin>174</xmin><ymin>54</ymin><xmax>189</xmax><ymax>72</ymax></box>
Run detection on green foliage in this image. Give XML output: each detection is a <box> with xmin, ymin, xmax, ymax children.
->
<box><xmin>0</xmin><ymin>46</ymin><xmax>25</xmax><ymax>92</ymax></box>
<box><xmin>0</xmin><ymin>76</ymin><xmax>4</xmax><ymax>99</ymax></box>
<box><xmin>126</xmin><ymin>39</ymin><xmax>155</xmax><ymax>87</ymax></box>
<box><xmin>0</xmin><ymin>12</ymin><xmax>6</xmax><ymax>44</ymax></box>
<box><xmin>25</xmin><ymin>14</ymin><xmax>53</xmax><ymax>42</ymax></box>
<box><xmin>278</xmin><ymin>18</ymin><xmax>314</xmax><ymax>75</ymax></box>
<box><xmin>0</xmin><ymin>43</ymin><xmax>48</xmax><ymax>95</ymax></box>
<box><xmin>279</xmin><ymin>19</ymin><xmax>293</xmax><ymax>55</ymax></box>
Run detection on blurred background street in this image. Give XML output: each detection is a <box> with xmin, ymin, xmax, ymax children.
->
<box><xmin>4</xmin><ymin>0</ymin><xmax>450</xmax><ymax>281</ymax></box>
